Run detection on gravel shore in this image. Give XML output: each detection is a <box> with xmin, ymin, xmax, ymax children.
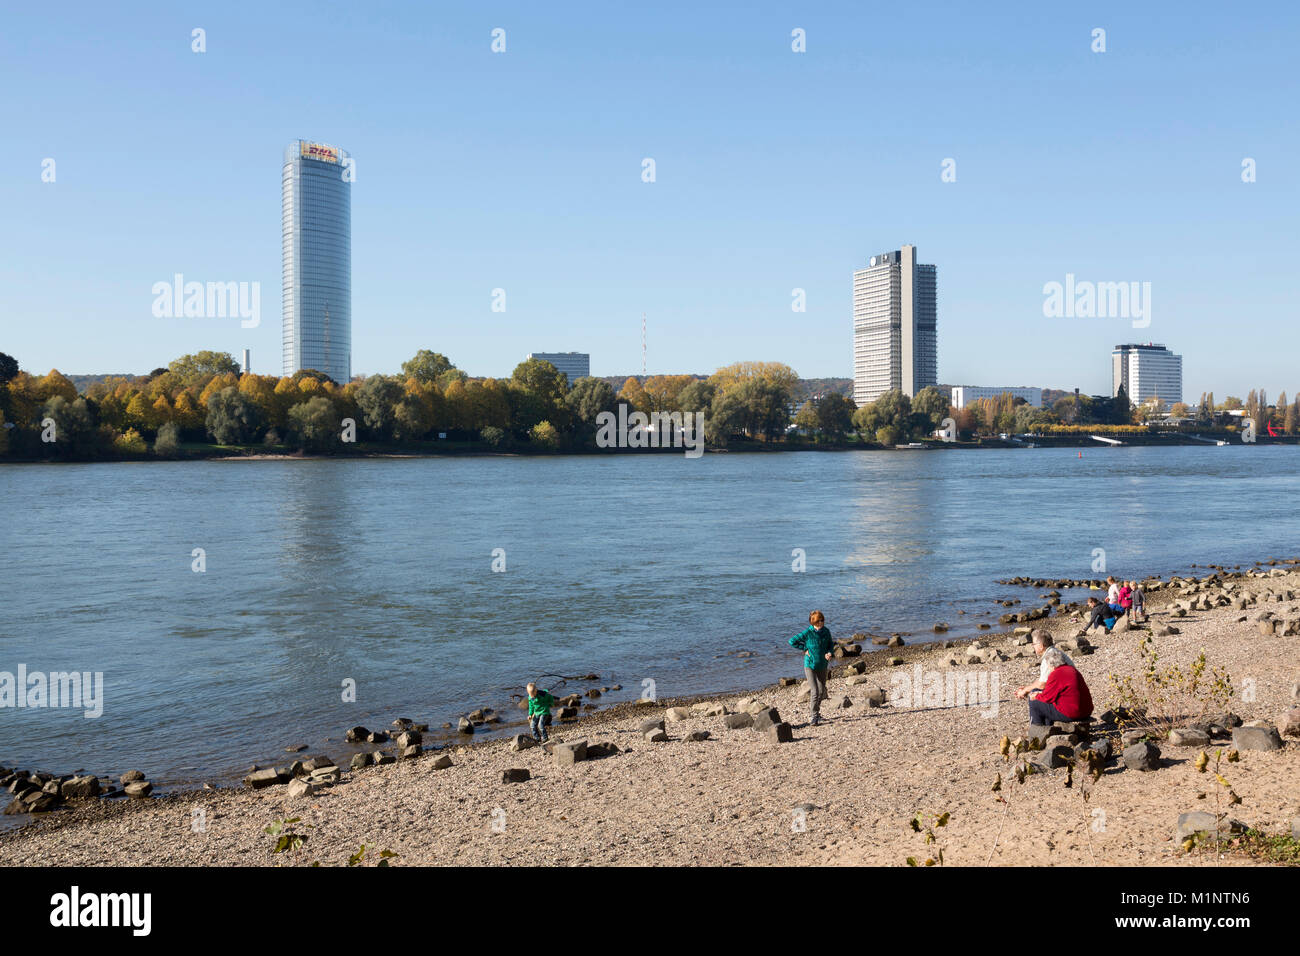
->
<box><xmin>3</xmin><ymin>567</ymin><xmax>1298</xmax><ymax>867</ymax></box>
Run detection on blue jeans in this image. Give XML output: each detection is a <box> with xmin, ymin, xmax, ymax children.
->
<box><xmin>529</xmin><ymin>712</ymin><xmax>551</xmax><ymax>739</ymax></box>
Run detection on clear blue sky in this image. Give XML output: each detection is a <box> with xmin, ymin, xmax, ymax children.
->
<box><xmin>3</xmin><ymin>1</ymin><xmax>1297</xmax><ymax>400</ymax></box>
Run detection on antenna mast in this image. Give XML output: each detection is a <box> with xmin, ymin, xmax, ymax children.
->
<box><xmin>641</xmin><ymin>312</ymin><xmax>646</xmax><ymax>378</ymax></box>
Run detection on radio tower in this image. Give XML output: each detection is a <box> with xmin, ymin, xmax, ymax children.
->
<box><xmin>641</xmin><ymin>312</ymin><xmax>646</xmax><ymax>378</ymax></box>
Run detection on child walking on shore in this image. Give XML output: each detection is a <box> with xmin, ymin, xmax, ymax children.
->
<box><xmin>526</xmin><ymin>682</ymin><xmax>555</xmax><ymax>742</ymax></box>
<box><xmin>789</xmin><ymin>610</ymin><xmax>835</xmax><ymax>726</ymax></box>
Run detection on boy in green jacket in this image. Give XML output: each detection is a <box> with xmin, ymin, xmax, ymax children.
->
<box><xmin>789</xmin><ymin>610</ymin><xmax>834</xmax><ymax>725</ymax></box>
<box><xmin>526</xmin><ymin>682</ymin><xmax>556</xmax><ymax>742</ymax></box>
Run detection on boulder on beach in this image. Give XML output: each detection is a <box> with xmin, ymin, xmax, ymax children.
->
<box><xmin>767</xmin><ymin>722</ymin><xmax>794</xmax><ymax>743</ymax></box>
<box><xmin>243</xmin><ymin>768</ymin><xmax>283</xmax><ymax>789</ymax></box>
<box><xmin>430</xmin><ymin>755</ymin><xmax>453</xmax><ymax>770</ymax></box>
<box><xmin>554</xmin><ymin>740</ymin><xmax>588</xmax><ymax>766</ymax></box>
<box><xmin>511</xmin><ymin>734</ymin><xmax>538</xmax><ymax>751</ymax></box>
<box><xmin>1232</xmin><ymin>723</ymin><xmax>1283</xmax><ymax>751</ymax></box>
<box><xmin>1176</xmin><ymin>811</ymin><xmax>1246</xmax><ymax>841</ymax></box>
<box><xmin>124</xmin><ymin>781</ymin><xmax>154</xmax><ymax>799</ymax></box>
<box><xmin>61</xmin><ymin>775</ymin><xmax>100</xmax><ymax>800</ymax></box>
<box><xmin>1122</xmin><ymin>741</ymin><xmax>1161</xmax><ymax>771</ymax></box>
<box><xmin>724</xmin><ymin>712</ymin><xmax>754</xmax><ymax>730</ymax></box>
<box><xmin>345</xmin><ymin>726</ymin><xmax>369</xmax><ymax>742</ymax></box>
<box><xmin>502</xmin><ymin>768</ymin><xmax>530</xmax><ymax>783</ymax></box>
<box><xmin>1167</xmin><ymin>727</ymin><xmax>1210</xmax><ymax>748</ymax></box>
<box><xmin>752</xmin><ymin>707</ymin><xmax>782</xmax><ymax>731</ymax></box>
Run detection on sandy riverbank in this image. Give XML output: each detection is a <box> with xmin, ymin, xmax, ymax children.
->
<box><xmin>3</xmin><ymin>566</ymin><xmax>1298</xmax><ymax>867</ymax></box>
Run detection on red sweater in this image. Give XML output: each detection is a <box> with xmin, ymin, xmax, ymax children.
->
<box><xmin>1038</xmin><ymin>665</ymin><xmax>1093</xmax><ymax>719</ymax></box>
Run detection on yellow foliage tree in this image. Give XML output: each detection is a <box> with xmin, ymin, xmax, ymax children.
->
<box><xmin>173</xmin><ymin>391</ymin><xmax>205</xmax><ymax>431</ymax></box>
<box><xmin>36</xmin><ymin>369</ymin><xmax>78</xmax><ymax>403</ymax></box>
<box><xmin>618</xmin><ymin>376</ymin><xmax>649</xmax><ymax>410</ymax></box>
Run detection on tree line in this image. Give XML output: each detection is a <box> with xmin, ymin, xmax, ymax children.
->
<box><xmin>1</xmin><ymin>347</ymin><xmax>1295</xmax><ymax>460</ymax></box>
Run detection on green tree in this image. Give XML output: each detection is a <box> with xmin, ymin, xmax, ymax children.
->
<box><xmin>41</xmin><ymin>395</ymin><xmax>99</xmax><ymax>456</ymax></box>
<box><xmin>564</xmin><ymin>376</ymin><xmax>619</xmax><ymax>431</ymax></box>
<box><xmin>400</xmin><ymin>350</ymin><xmax>455</xmax><ymax>385</ymax></box>
<box><xmin>169</xmin><ymin>351</ymin><xmax>241</xmax><ymax>387</ymax></box>
<box><xmin>529</xmin><ymin>420</ymin><xmax>559</xmax><ymax>448</ymax></box>
<box><xmin>815</xmin><ymin>393</ymin><xmax>856</xmax><ymax>441</ymax></box>
<box><xmin>356</xmin><ymin>375</ymin><xmax>404</xmax><ymax>439</ymax></box>
<box><xmin>205</xmin><ymin>387</ymin><xmax>262</xmax><ymax>445</ymax></box>
<box><xmin>853</xmin><ymin>390</ymin><xmax>912</xmax><ymax>444</ymax></box>
<box><xmin>793</xmin><ymin>400</ymin><xmax>820</xmax><ymax>438</ymax></box>
<box><xmin>1112</xmin><ymin>384</ymin><xmax>1132</xmax><ymax>425</ymax></box>
<box><xmin>510</xmin><ymin>358</ymin><xmax>569</xmax><ymax>432</ymax></box>
<box><xmin>154</xmin><ymin>421</ymin><xmax>182</xmax><ymax>457</ymax></box>
<box><xmin>0</xmin><ymin>352</ymin><xmax>18</xmax><ymax>385</ymax></box>
<box><xmin>676</xmin><ymin>380</ymin><xmax>717</xmax><ymax>419</ymax></box>
<box><xmin>911</xmin><ymin>386</ymin><xmax>948</xmax><ymax>434</ymax></box>
<box><xmin>288</xmin><ymin>396</ymin><xmax>341</xmax><ymax>451</ymax></box>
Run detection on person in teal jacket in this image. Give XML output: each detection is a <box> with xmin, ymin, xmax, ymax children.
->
<box><xmin>789</xmin><ymin>610</ymin><xmax>835</xmax><ymax>725</ymax></box>
<box><xmin>526</xmin><ymin>682</ymin><xmax>556</xmax><ymax>741</ymax></box>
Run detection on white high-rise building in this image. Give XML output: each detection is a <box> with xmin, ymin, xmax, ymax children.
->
<box><xmin>1112</xmin><ymin>343</ymin><xmax>1182</xmax><ymax>405</ymax></box>
<box><xmin>852</xmin><ymin>245</ymin><xmax>937</xmax><ymax>406</ymax></box>
<box><xmin>527</xmin><ymin>351</ymin><xmax>590</xmax><ymax>386</ymax></box>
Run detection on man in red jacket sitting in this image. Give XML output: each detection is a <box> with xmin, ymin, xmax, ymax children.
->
<box><xmin>1028</xmin><ymin>647</ymin><xmax>1093</xmax><ymax>725</ymax></box>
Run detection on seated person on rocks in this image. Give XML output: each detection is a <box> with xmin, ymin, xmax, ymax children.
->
<box><xmin>1027</xmin><ymin>647</ymin><xmax>1093</xmax><ymax>726</ymax></box>
<box><xmin>1081</xmin><ymin>596</ymin><xmax>1116</xmax><ymax>634</ymax></box>
<box><xmin>1014</xmin><ymin>630</ymin><xmax>1075</xmax><ymax>702</ymax></box>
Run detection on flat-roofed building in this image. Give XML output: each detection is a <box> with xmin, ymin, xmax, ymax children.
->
<box><xmin>1112</xmin><ymin>343</ymin><xmax>1182</xmax><ymax>405</ymax></box>
<box><xmin>950</xmin><ymin>385</ymin><xmax>1042</xmax><ymax>410</ymax></box>
<box><xmin>852</xmin><ymin>245</ymin><xmax>937</xmax><ymax>406</ymax></box>
<box><xmin>527</xmin><ymin>351</ymin><xmax>590</xmax><ymax>386</ymax></box>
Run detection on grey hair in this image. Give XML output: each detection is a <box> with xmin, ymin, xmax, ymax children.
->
<box><xmin>1041</xmin><ymin>647</ymin><xmax>1068</xmax><ymax>673</ymax></box>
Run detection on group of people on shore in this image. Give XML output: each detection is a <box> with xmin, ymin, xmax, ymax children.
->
<box><xmin>1081</xmin><ymin>576</ymin><xmax>1147</xmax><ymax>634</ymax></box>
<box><xmin>522</xmin><ymin>580</ymin><xmax>1151</xmax><ymax>738</ymax></box>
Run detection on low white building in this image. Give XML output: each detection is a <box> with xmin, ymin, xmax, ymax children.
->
<box><xmin>950</xmin><ymin>385</ymin><xmax>1042</xmax><ymax>409</ymax></box>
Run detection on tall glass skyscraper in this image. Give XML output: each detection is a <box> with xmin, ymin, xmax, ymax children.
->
<box><xmin>282</xmin><ymin>140</ymin><xmax>352</xmax><ymax>383</ymax></box>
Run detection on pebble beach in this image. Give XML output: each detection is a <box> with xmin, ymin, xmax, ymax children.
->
<box><xmin>3</xmin><ymin>564</ymin><xmax>1299</xmax><ymax>867</ymax></box>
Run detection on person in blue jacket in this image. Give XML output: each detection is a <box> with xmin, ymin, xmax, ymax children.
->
<box><xmin>789</xmin><ymin>609</ymin><xmax>835</xmax><ymax>725</ymax></box>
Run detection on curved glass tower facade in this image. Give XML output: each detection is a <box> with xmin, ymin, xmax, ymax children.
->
<box><xmin>282</xmin><ymin>140</ymin><xmax>351</xmax><ymax>383</ymax></box>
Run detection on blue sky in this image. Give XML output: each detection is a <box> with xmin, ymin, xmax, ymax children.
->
<box><xmin>3</xmin><ymin>1</ymin><xmax>1297</xmax><ymax>399</ymax></box>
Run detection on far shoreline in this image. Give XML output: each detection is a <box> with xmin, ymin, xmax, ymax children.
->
<box><xmin>2</xmin><ymin>432</ymin><xmax>1291</xmax><ymax>465</ymax></box>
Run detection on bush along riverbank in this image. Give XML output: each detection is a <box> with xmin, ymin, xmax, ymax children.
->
<box><xmin>3</xmin><ymin>561</ymin><xmax>1299</xmax><ymax>865</ymax></box>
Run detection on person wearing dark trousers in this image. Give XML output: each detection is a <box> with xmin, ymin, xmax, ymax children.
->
<box><xmin>788</xmin><ymin>610</ymin><xmax>834</xmax><ymax>726</ymax></box>
<box><xmin>1027</xmin><ymin>649</ymin><xmax>1094</xmax><ymax>725</ymax></box>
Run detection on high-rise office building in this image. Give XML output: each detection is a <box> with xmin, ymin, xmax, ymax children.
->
<box><xmin>852</xmin><ymin>245</ymin><xmax>937</xmax><ymax>406</ymax></box>
<box><xmin>1112</xmin><ymin>343</ymin><xmax>1182</xmax><ymax>405</ymax></box>
<box><xmin>282</xmin><ymin>140</ymin><xmax>352</xmax><ymax>383</ymax></box>
<box><xmin>527</xmin><ymin>351</ymin><xmax>590</xmax><ymax>386</ymax></box>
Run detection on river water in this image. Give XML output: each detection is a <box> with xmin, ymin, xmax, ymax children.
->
<box><xmin>2</xmin><ymin>445</ymin><xmax>1296</xmax><ymax>789</ymax></box>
